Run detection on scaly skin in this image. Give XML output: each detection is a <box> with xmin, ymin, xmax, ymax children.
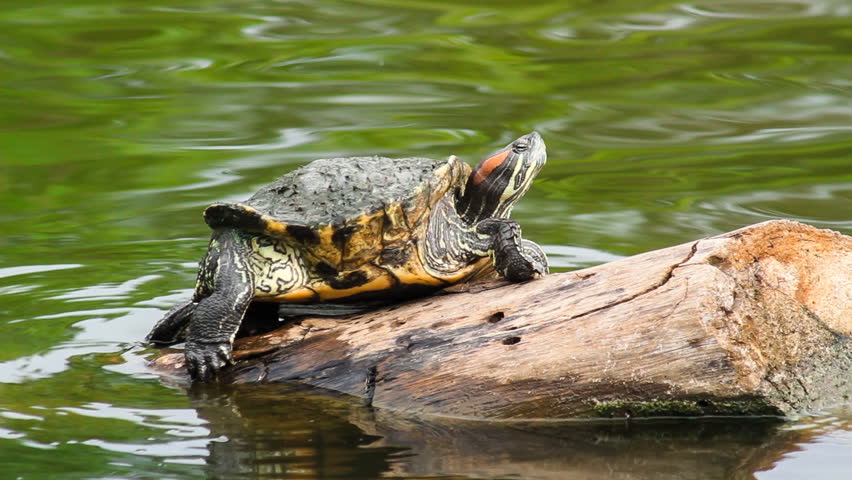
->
<box><xmin>475</xmin><ymin>219</ymin><xmax>548</xmax><ymax>281</ymax></box>
<box><xmin>424</xmin><ymin>132</ymin><xmax>549</xmax><ymax>282</ymax></box>
<box><xmin>185</xmin><ymin>229</ymin><xmax>256</xmax><ymax>382</ymax></box>
<box><xmin>146</xmin><ymin>300</ymin><xmax>197</xmax><ymax>345</ymax></box>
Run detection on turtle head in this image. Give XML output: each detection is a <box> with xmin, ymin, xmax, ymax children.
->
<box><xmin>457</xmin><ymin>131</ymin><xmax>546</xmax><ymax>222</ymax></box>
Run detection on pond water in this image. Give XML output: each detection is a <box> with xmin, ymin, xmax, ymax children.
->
<box><xmin>0</xmin><ymin>0</ymin><xmax>850</xmax><ymax>479</ymax></box>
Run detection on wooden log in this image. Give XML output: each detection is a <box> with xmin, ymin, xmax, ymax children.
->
<box><xmin>151</xmin><ymin>220</ymin><xmax>852</xmax><ymax>418</ymax></box>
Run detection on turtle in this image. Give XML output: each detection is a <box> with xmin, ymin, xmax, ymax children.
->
<box><xmin>148</xmin><ymin>131</ymin><xmax>548</xmax><ymax>381</ymax></box>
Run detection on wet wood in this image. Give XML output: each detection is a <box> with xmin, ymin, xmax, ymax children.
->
<box><xmin>151</xmin><ymin>220</ymin><xmax>852</xmax><ymax>418</ymax></box>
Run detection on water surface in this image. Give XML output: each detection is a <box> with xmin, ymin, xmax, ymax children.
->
<box><xmin>0</xmin><ymin>0</ymin><xmax>850</xmax><ymax>479</ymax></box>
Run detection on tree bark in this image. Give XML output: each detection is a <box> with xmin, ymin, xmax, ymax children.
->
<box><xmin>150</xmin><ymin>220</ymin><xmax>852</xmax><ymax>418</ymax></box>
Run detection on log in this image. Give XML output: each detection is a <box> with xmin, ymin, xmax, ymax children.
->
<box><xmin>151</xmin><ymin>220</ymin><xmax>852</xmax><ymax>418</ymax></box>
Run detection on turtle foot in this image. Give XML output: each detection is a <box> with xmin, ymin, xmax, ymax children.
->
<box><xmin>185</xmin><ymin>340</ymin><xmax>233</xmax><ymax>382</ymax></box>
<box><xmin>477</xmin><ymin>219</ymin><xmax>549</xmax><ymax>282</ymax></box>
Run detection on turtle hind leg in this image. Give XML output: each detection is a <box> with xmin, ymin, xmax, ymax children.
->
<box><xmin>146</xmin><ymin>300</ymin><xmax>197</xmax><ymax>345</ymax></box>
<box><xmin>185</xmin><ymin>229</ymin><xmax>256</xmax><ymax>382</ymax></box>
<box><xmin>476</xmin><ymin>219</ymin><xmax>548</xmax><ymax>282</ymax></box>
<box><xmin>186</xmin><ymin>287</ymin><xmax>253</xmax><ymax>382</ymax></box>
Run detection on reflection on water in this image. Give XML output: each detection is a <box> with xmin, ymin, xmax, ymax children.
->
<box><xmin>187</xmin><ymin>384</ymin><xmax>851</xmax><ymax>480</ymax></box>
<box><xmin>0</xmin><ymin>0</ymin><xmax>850</xmax><ymax>478</ymax></box>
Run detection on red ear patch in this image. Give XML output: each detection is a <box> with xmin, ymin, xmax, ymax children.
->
<box><xmin>472</xmin><ymin>150</ymin><xmax>510</xmax><ymax>185</ymax></box>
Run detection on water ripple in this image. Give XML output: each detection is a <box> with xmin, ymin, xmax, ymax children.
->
<box><xmin>607</xmin><ymin>13</ymin><xmax>698</xmax><ymax>32</ymax></box>
<box><xmin>82</xmin><ymin>437</ymin><xmax>209</xmax><ymax>461</ymax></box>
<box><xmin>713</xmin><ymin>126</ymin><xmax>852</xmax><ymax>145</ymax></box>
<box><xmin>60</xmin><ymin>403</ymin><xmax>207</xmax><ymax>431</ymax></box>
<box><xmin>680</xmin><ymin>0</ymin><xmax>851</xmax><ymax>19</ymax></box>
<box><xmin>543</xmin><ymin>245</ymin><xmax>624</xmax><ymax>269</ymax></box>
<box><xmin>0</xmin><ymin>307</ymin><xmax>159</xmax><ymax>383</ymax></box>
<box><xmin>49</xmin><ymin>275</ymin><xmax>160</xmax><ymax>302</ymax></box>
<box><xmin>697</xmin><ymin>183</ymin><xmax>852</xmax><ymax>230</ymax></box>
<box><xmin>241</xmin><ymin>11</ymin><xmax>406</xmax><ymax>41</ymax></box>
<box><xmin>0</xmin><ymin>264</ymin><xmax>82</xmax><ymax>280</ymax></box>
<box><xmin>178</xmin><ymin>126</ymin><xmax>319</xmax><ymax>152</ymax></box>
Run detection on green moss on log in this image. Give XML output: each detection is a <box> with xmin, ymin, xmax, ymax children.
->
<box><xmin>594</xmin><ymin>398</ymin><xmax>782</xmax><ymax>418</ymax></box>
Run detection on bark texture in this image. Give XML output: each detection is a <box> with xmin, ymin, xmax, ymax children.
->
<box><xmin>151</xmin><ymin>220</ymin><xmax>852</xmax><ymax>418</ymax></box>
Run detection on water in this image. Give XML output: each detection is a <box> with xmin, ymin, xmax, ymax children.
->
<box><xmin>0</xmin><ymin>0</ymin><xmax>850</xmax><ymax>478</ymax></box>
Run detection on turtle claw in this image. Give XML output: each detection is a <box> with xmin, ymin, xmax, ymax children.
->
<box><xmin>185</xmin><ymin>341</ymin><xmax>233</xmax><ymax>382</ymax></box>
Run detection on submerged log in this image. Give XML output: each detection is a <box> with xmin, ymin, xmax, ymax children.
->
<box><xmin>151</xmin><ymin>220</ymin><xmax>852</xmax><ymax>418</ymax></box>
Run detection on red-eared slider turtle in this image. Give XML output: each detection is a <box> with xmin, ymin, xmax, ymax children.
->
<box><xmin>148</xmin><ymin>132</ymin><xmax>548</xmax><ymax>381</ymax></box>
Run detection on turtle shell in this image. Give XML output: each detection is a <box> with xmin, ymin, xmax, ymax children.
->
<box><xmin>205</xmin><ymin>156</ymin><xmax>470</xmax><ymax>272</ymax></box>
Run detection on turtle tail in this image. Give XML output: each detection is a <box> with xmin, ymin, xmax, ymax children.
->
<box><xmin>146</xmin><ymin>300</ymin><xmax>197</xmax><ymax>345</ymax></box>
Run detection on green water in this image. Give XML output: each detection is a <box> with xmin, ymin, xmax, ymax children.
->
<box><xmin>0</xmin><ymin>0</ymin><xmax>850</xmax><ymax>478</ymax></box>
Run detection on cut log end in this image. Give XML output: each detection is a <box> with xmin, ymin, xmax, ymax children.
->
<box><xmin>149</xmin><ymin>220</ymin><xmax>852</xmax><ymax>419</ymax></box>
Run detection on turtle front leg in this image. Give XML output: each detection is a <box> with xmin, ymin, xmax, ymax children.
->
<box><xmin>476</xmin><ymin>219</ymin><xmax>548</xmax><ymax>281</ymax></box>
<box><xmin>186</xmin><ymin>229</ymin><xmax>256</xmax><ymax>382</ymax></box>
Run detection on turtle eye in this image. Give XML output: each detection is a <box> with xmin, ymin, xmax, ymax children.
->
<box><xmin>513</xmin><ymin>141</ymin><xmax>529</xmax><ymax>153</ymax></box>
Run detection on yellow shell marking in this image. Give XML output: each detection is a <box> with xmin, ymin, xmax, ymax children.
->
<box><xmin>246</xmin><ymin>155</ymin><xmax>487</xmax><ymax>304</ymax></box>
